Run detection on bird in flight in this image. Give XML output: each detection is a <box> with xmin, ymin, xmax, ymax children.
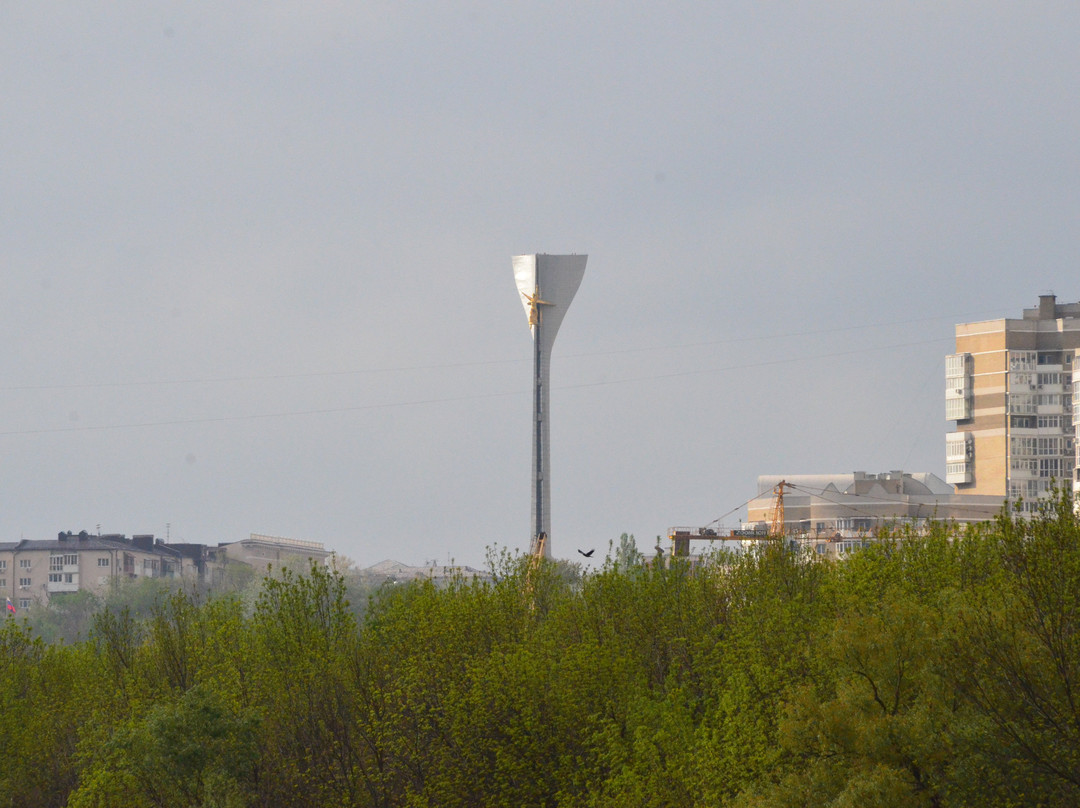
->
<box><xmin>577</xmin><ymin>549</ymin><xmax>595</xmax><ymax>558</ymax></box>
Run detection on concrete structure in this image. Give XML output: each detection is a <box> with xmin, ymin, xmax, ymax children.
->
<box><xmin>742</xmin><ymin>471</ymin><xmax>1004</xmax><ymax>537</ymax></box>
<box><xmin>513</xmin><ymin>253</ymin><xmax>587</xmax><ymax>557</ymax></box>
<box><xmin>357</xmin><ymin>559</ymin><xmax>489</xmax><ymax>585</ymax></box>
<box><xmin>947</xmin><ymin>295</ymin><xmax>1080</xmax><ymax>512</ymax></box>
<box><xmin>668</xmin><ymin>471</ymin><xmax>1004</xmax><ymax>566</ymax></box>
<box><xmin>219</xmin><ymin>533</ymin><xmax>330</xmax><ymax>571</ymax></box>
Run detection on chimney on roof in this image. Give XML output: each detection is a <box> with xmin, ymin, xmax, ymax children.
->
<box><xmin>1039</xmin><ymin>294</ymin><xmax>1057</xmax><ymax>319</ymax></box>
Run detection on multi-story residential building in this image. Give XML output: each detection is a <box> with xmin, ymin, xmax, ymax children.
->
<box><xmin>0</xmin><ymin>531</ymin><xmax>329</xmax><ymax>610</ymax></box>
<box><xmin>0</xmin><ymin>532</ymin><xmax>199</xmax><ymax>610</ymax></box>
<box><xmin>947</xmin><ymin>294</ymin><xmax>1080</xmax><ymax>512</ymax></box>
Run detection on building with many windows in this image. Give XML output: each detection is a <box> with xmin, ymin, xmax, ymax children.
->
<box><xmin>0</xmin><ymin>531</ymin><xmax>331</xmax><ymax>610</ymax></box>
<box><xmin>743</xmin><ymin>471</ymin><xmax>1003</xmax><ymax>537</ymax></box>
<box><xmin>947</xmin><ymin>294</ymin><xmax>1080</xmax><ymax>512</ymax></box>
<box><xmin>0</xmin><ymin>532</ymin><xmax>199</xmax><ymax>610</ymax></box>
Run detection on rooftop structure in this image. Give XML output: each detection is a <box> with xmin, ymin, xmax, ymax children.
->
<box><xmin>357</xmin><ymin>559</ymin><xmax>489</xmax><ymax>584</ymax></box>
<box><xmin>219</xmin><ymin>532</ymin><xmax>330</xmax><ymax>571</ymax></box>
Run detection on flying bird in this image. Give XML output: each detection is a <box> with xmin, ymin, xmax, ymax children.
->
<box><xmin>577</xmin><ymin>549</ymin><xmax>595</xmax><ymax>558</ymax></box>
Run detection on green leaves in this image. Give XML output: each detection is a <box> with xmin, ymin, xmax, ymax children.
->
<box><xmin>7</xmin><ymin>505</ymin><xmax>1080</xmax><ymax>807</ymax></box>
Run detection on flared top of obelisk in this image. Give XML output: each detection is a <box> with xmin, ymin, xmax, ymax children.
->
<box><xmin>512</xmin><ymin>254</ymin><xmax>588</xmax><ymax>348</ymax></box>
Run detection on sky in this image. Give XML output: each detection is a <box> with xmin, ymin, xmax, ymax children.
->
<box><xmin>3</xmin><ymin>3</ymin><xmax>1079</xmax><ymax>568</ymax></box>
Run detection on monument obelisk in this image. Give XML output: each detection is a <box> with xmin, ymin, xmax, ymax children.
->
<box><xmin>512</xmin><ymin>254</ymin><xmax>587</xmax><ymax>558</ymax></box>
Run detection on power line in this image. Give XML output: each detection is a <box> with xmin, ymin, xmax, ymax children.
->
<box><xmin>0</xmin><ymin>336</ymin><xmax>950</xmax><ymax>437</ymax></box>
<box><xmin>0</xmin><ymin>309</ymin><xmax>969</xmax><ymax>393</ymax></box>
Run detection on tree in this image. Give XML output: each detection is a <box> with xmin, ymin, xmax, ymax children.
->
<box><xmin>614</xmin><ymin>533</ymin><xmax>643</xmax><ymax>568</ymax></box>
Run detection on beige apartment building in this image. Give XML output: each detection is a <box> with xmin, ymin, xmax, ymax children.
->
<box><xmin>0</xmin><ymin>531</ymin><xmax>330</xmax><ymax>611</ymax></box>
<box><xmin>947</xmin><ymin>294</ymin><xmax>1080</xmax><ymax>512</ymax></box>
<box><xmin>0</xmin><ymin>532</ymin><xmax>201</xmax><ymax>611</ymax></box>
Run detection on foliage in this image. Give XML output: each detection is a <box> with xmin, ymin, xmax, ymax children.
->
<box><xmin>3</xmin><ymin>504</ymin><xmax>1080</xmax><ymax>806</ymax></box>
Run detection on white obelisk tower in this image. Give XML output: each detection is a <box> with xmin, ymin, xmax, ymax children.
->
<box><xmin>513</xmin><ymin>253</ymin><xmax>588</xmax><ymax>558</ymax></box>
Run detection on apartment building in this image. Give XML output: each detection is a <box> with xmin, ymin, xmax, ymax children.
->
<box><xmin>0</xmin><ymin>531</ymin><xmax>329</xmax><ymax>610</ymax></box>
<box><xmin>947</xmin><ymin>295</ymin><xmax>1080</xmax><ymax>512</ymax></box>
<box><xmin>0</xmin><ymin>532</ymin><xmax>201</xmax><ymax>610</ymax></box>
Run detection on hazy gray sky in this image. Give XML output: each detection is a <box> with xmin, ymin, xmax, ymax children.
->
<box><xmin>3</xmin><ymin>3</ymin><xmax>1078</xmax><ymax>567</ymax></box>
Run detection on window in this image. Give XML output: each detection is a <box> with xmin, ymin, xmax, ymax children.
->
<box><xmin>946</xmin><ymin>354</ymin><xmax>974</xmax><ymax>421</ymax></box>
<box><xmin>1008</xmin><ymin>394</ymin><xmax>1037</xmax><ymax>415</ymax></box>
<box><xmin>49</xmin><ymin>555</ymin><xmax>63</xmax><ymax>571</ymax></box>
<box><xmin>48</xmin><ymin>573</ymin><xmax>62</xmax><ymax>583</ymax></box>
<box><xmin>65</xmin><ymin>573</ymin><xmax>74</xmax><ymax>584</ymax></box>
<box><xmin>1012</xmin><ymin>415</ymin><xmax>1037</xmax><ymax>429</ymax></box>
<box><xmin>1038</xmin><ymin>352</ymin><xmax>1063</xmax><ymax>366</ymax></box>
<box><xmin>18</xmin><ymin>577</ymin><xmax>31</xmax><ymax>588</ymax></box>
<box><xmin>1011</xmin><ymin>351</ymin><xmax>1037</xmax><ymax>371</ymax></box>
<box><xmin>1040</xmin><ymin>459</ymin><xmax>1063</xmax><ymax>478</ymax></box>
<box><xmin>946</xmin><ymin>353</ymin><xmax>971</xmax><ymax>377</ymax></box>
<box><xmin>946</xmin><ymin>396</ymin><xmax>972</xmax><ymax>420</ymax></box>
<box><xmin>1038</xmin><ymin>373</ymin><xmax>1062</xmax><ymax>386</ymax></box>
<box><xmin>97</xmin><ymin>557</ymin><xmax>109</xmax><ymax>567</ymax></box>
<box><xmin>0</xmin><ymin>579</ymin><xmax>6</xmax><ymax>588</ymax></box>
<box><xmin>1011</xmin><ymin>436</ymin><xmax>1038</xmax><ymax>456</ymax></box>
<box><xmin>1037</xmin><ymin>437</ymin><xmax>1062</xmax><ymax>455</ymax></box>
<box><xmin>0</xmin><ymin>560</ymin><xmax>6</xmax><ymax>571</ymax></box>
<box><xmin>18</xmin><ymin>599</ymin><xmax>29</xmax><ymax>609</ymax></box>
<box><xmin>1038</xmin><ymin>415</ymin><xmax>1062</xmax><ymax>429</ymax></box>
<box><xmin>1011</xmin><ymin>371</ymin><xmax>1034</xmax><ymax>388</ymax></box>
<box><xmin>19</xmin><ymin>559</ymin><xmax>31</xmax><ymax>569</ymax></box>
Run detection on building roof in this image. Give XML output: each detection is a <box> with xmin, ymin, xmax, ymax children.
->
<box><xmin>755</xmin><ymin>471</ymin><xmax>954</xmax><ymax>497</ymax></box>
<box><xmin>0</xmin><ymin>533</ymin><xmax>182</xmax><ymax>556</ymax></box>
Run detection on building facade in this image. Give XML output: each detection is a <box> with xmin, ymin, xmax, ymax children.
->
<box><xmin>744</xmin><ymin>471</ymin><xmax>1003</xmax><ymax>537</ymax></box>
<box><xmin>0</xmin><ymin>532</ymin><xmax>201</xmax><ymax>610</ymax></box>
<box><xmin>0</xmin><ymin>531</ymin><xmax>330</xmax><ymax>610</ymax></box>
<box><xmin>669</xmin><ymin>470</ymin><xmax>1003</xmax><ymax>564</ymax></box>
<box><xmin>947</xmin><ymin>295</ymin><xmax>1080</xmax><ymax>512</ymax></box>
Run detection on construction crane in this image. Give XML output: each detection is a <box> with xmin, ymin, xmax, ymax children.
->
<box><xmin>666</xmin><ymin>483</ymin><xmax>791</xmax><ymax>560</ymax></box>
<box><xmin>769</xmin><ymin>479</ymin><xmax>788</xmax><ymax>539</ymax></box>
<box><xmin>524</xmin><ymin>532</ymin><xmax>547</xmax><ymax>609</ymax></box>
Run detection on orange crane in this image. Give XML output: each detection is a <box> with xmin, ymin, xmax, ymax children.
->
<box><xmin>768</xmin><ymin>480</ymin><xmax>788</xmax><ymax>539</ymax></box>
<box><xmin>524</xmin><ymin>532</ymin><xmax>547</xmax><ymax>609</ymax></box>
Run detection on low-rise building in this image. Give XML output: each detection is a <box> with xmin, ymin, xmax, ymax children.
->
<box><xmin>218</xmin><ymin>533</ymin><xmax>331</xmax><ymax>572</ymax></box>
<box><xmin>358</xmin><ymin>559</ymin><xmax>489</xmax><ymax>585</ymax></box>
<box><xmin>745</xmin><ymin>471</ymin><xmax>1004</xmax><ymax>536</ymax></box>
